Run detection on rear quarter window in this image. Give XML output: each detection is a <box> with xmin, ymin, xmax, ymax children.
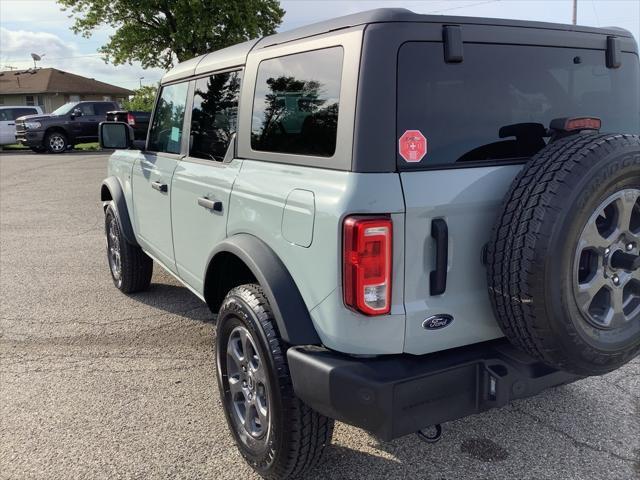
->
<box><xmin>397</xmin><ymin>42</ymin><xmax>640</xmax><ymax>169</ymax></box>
<box><xmin>251</xmin><ymin>47</ymin><xmax>344</xmax><ymax>157</ymax></box>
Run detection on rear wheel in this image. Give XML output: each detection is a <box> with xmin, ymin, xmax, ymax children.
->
<box><xmin>216</xmin><ymin>284</ymin><xmax>333</xmax><ymax>479</ymax></box>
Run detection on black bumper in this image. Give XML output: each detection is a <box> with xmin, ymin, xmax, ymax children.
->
<box><xmin>16</xmin><ymin>130</ymin><xmax>45</xmax><ymax>147</ymax></box>
<box><xmin>287</xmin><ymin>339</ymin><xmax>580</xmax><ymax>441</ymax></box>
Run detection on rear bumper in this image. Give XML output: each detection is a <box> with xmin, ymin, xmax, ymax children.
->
<box><xmin>287</xmin><ymin>339</ymin><xmax>580</xmax><ymax>441</ymax></box>
<box><xmin>16</xmin><ymin>130</ymin><xmax>45</xmax><ymax>147</ymax></box>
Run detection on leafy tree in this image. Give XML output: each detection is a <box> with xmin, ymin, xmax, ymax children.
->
<box><xmin>57</xmin><ymin>0</ymin><xmax>285</xmax><ymax>70</ymax></box>
<box><xmin>122</xmin><ymin>85</ymin><xmax>158</xmax><ymax>111</ymax></box>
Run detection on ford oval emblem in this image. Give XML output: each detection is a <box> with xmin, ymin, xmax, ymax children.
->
<box><xmin>422</xmin><ymin>314</ymin><xmax>454</xmax><ymax>330</ymax></box>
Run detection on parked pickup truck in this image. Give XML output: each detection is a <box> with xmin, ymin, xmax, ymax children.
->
<box><xmin>106</xmin><ymin>110</ymin><xmax>150</xmax><ymax>141</ymax></box>
<box><xmin>98</xmin><ymin>9</ymin><xmax>640</xmax><ymax>480</ymax></box>
<box><xmin>15</xmin><ymin>100</ymin><xmax>119</xmax><ymax>153</ymax></box>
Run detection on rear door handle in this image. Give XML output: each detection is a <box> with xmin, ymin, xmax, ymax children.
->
<box><xmin>151</xmin><ymin>181</ymin><xmax>168</xmax><ymax>193</ymax></box>
<box><xmin>7</xmin><ymin>123</ymin><xmax>14</xmax><ymax>126</ymax></box>
<box><xmin>198</xmin><ymin>197</ymin><xmax>223</xmax><ymax>212</ymax></box>
<box><xmin>430</xmin><ymin>218</ymin><xmax>449</xmax><ymax>296</ymax></box>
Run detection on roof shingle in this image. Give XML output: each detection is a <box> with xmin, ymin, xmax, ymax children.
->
<box><xmin>0</xmin><ymin>68</ymin><xmax>133</xmax><ymax>96</ymax></box>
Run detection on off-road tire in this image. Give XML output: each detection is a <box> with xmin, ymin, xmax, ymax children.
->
<box><xmin>487</xmin><ymin>133</ymin><xmax>640</xmax><ymax>375</ymax></box>
<box><xmin>104</xmin><ymin>203</ymin><xmax>153</xmax><ymax>293</ymax></box>
<box><xmin>216</xmin><ymin>284</ymin><xmax>333</xmax><ymax>479</ymax></box>
<box><xmin>45</xmin><ymin>131</ymin><xmax>68</xmax><ymax>153</ymax></box>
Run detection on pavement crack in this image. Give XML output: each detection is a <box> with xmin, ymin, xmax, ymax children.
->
<box><xmin>512</xmin><ymin>406</ymin><xmax>637</xmax><ymax>463</ymax></box>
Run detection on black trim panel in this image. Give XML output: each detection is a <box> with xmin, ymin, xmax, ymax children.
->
<box><xmin>209</xmin><ymin>234</ymin><xmax>321</xmax><ymax>345</ymax></box>
<box><xmin>288</xmin><ymin>338</ymin><xmax>580</xmax><ymax>441</ymax></box>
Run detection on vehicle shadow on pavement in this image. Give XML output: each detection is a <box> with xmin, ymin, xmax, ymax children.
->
<box><xmin>129</xmin><ymin>281</ymin><xmax>215</xmax><ymax>324</ymax></box>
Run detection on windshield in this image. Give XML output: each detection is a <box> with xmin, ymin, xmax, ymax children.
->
<box><xmin>51</xmin><ymin>102</ymin><xmax>79</xmax><ymax>116</ymax></box>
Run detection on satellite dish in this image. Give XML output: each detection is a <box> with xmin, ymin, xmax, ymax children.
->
<box><xmin>30</xmin><ymin>53</ymin><xmax>45</xmax><ymax>69</ymax></box>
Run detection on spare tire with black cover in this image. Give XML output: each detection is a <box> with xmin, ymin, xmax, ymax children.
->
<box><xmin>487</xmin><ymin>133</ymin><xmax>640</xmax><ymax>375</ymax></box>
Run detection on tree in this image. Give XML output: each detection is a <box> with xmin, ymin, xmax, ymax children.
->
<box><xmin>57</xmin><ymin>0</ymin><xmax>285</xmax><ymax>70</ymax></box>
<box><xmin>122</xmin><ymin>85</ymin><xmax>158</xmax><ymax>111</ymax></box>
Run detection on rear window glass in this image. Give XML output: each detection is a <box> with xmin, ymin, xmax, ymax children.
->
<box><xmin>397</xmin><ymin>43</ymin><xmax>640</xmax><ymax>168</ymax></box>
<box><xmin>251</xmin><ymin>47</ymin><xmax>343</xmax><ymax>157</ymax></box>
<box><xmin>190</xmin><ymin>70</ymin><xmax>242</xmax><ymax>161</ymax></box>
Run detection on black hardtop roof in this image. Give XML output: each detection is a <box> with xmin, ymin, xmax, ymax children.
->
<box><xmin>257</xmin><ymin>8</ymin><xmax>634</xmax><ymax>48</ymax></box>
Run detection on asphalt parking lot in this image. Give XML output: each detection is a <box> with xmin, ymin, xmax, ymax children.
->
<box><xmin>0</xmin><ymin>151</ymin><xmax>638</xmax><ymax>480</ymax></box>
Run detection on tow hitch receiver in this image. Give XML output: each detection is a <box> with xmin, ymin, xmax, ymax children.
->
<box><xmin>417</xmin><ymin>424</ymin><xmax>442</xmax><ymax>443</ymax></box>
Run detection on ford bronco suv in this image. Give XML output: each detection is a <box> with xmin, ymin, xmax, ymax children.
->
<box><xmin>99</xmin><ymin>9</ymin><xmax>640</xmax><ymax>479</ymax></box>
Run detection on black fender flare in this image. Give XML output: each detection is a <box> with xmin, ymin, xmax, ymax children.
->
<box><xmin>101</xmin><ymin>176</ymin><xmax>138</xmax><ymax>246</ymax></box>
<box><xmin>210</xmin><ymin>234</ymin><xmax>321</xmax><ymax>346</ymax></box>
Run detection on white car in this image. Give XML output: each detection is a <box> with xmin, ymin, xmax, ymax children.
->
<box><xmin>0</xmin><ymin>106</ymin><xmax>43</xmax><ymax>146</ymax></box>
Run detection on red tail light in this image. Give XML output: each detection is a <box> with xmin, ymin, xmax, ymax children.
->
<box><xmin>564</xmin><ymin>117</ymin><xmax>601</xmax><ymax>131</ymax></box>
<box><xmin>127</xmin><ymin>113</ymin><xmax>135</xmax><ymax>126</ymax></box>
<box><xmin>343</xmin><ymin>216</ymin><xmax>392</xmax><ymax>316</ymax></box>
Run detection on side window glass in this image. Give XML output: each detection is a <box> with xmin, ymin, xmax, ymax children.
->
<box><xmin>79</xmin><ymin>103</ymin><xmax>95</xmax><ymax>115</ymax></box>
<box><xmin>189</xmin><ymin>70</ymin><xmax>242</xmax><ymax>161</ymax></box>
<box><xmin>148</xmin><ymin>82</ymin><xmax>189</xmax><ymax>154</ymax></box>
<box><xmin>93</xmin><ymin>103</ymin><xmax>110</xmax><ymax>116</ymax></box>
<box><xmin>251</xmin><ymin>47</ymin><xmax>343</xmax><ymax>157</ymax></box>
<box><xmin>0</xmin><ymin>110</ymin><xmax>10</xmax><ymax>121</ymax></box>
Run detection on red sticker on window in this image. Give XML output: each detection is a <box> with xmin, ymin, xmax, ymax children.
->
<box><xmin>399</xmin><ymin>130</ymin><xmax>427</xmax><ymax>163</ymax></box>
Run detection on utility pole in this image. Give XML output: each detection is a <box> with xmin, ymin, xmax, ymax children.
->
<box><xmin>572</xmin><ymin>0</ymin><xmax>578</xmax><ymax>25</ymax></box>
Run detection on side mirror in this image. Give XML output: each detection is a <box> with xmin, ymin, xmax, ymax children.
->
<box><xmin>99</xmin><ymin>121</ymin><xmax>135</xmax><ymax>150</ymax></box>
<box><xmin>71</xmin><ymin>108</ymin><xmax>82</xmax><ymax>118</ymax></box>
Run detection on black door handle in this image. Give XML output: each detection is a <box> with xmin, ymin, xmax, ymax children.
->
<box><xmin>7</xmin><ymin>123</ymin><xmax>14</xmax><ymax>126</ymax></box>
<box><xmin>430</xmin><ymin>218</ymin><xmax>449</xmax><ymax>296</ymax></box>
<box><xmin>197</xmin><ymin>197</ymin><xmax>223</xmax><ymax>212</ymax></box>
<box><xmin>151</xmin><ymin>181</ymin><xmax>168</xmax><ymax>193</ymax></box>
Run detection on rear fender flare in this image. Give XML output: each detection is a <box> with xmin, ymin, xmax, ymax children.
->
<box><xmin>209</xmin><ymin>234</ymin><xmax>321</xmax><ymax>345</ymax></box>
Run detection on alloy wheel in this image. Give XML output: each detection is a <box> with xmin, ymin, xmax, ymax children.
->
<box><xmin>49</xmin><ymin>134</ymin><xmax>66</xmax><ymax>152</ymax></box>
<box><xmin>225</xmin><ymin>325</ymin><xmax>270</xmax><ymax>443</ymax></box>
<box><xmin>574</xmin><ymin>188</ymin><xmax>640</xmax><ymax>329</ymax></box>
<box><xmin>107</xmin><ymin>216</ymin><xmax>122</xmax><ymax>281</ymax></box>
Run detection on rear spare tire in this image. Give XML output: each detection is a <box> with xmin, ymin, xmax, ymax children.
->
<box><xmin>487</xmin><ymin>133</ymin><xmax>640</xmax><ymax>375</ymax></box>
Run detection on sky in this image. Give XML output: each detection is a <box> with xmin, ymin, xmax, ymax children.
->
<box><xmin>1</xmin><ymin>0</ymin><xmax>639</xmax><ymax>90</ymax></box>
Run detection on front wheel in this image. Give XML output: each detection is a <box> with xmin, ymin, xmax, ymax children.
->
<box><xmin>216</xmin><ymin>284</ymin><xmax>333</xmax><ymax>479</ymax></box>
<box><xmin>45</xmin><ymin>131</ymin><xmax>68</xmax><ymax>153</ymax></box>
<box><xmin>104</xmin><ymin>203</ymin><xmax>152</xmax><ymax>293</ymax></box>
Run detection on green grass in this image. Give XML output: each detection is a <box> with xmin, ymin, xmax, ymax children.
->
<box><xmin>0</xmin><ymin>142</ymin><xmax>101</xmax><ymax>152</ymax></box>
<box><xmin>74</xmin><ymin>142</ymin><xmax>101</xmax><ymax>151</ymax></box>
<box><xmin>1</xmin><ymin>143</ymin><xmax>28</xmax><ymax>150</ymax></box>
